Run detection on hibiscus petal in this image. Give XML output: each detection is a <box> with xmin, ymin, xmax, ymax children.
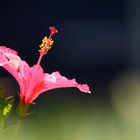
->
<box><xmin>0</xmin><ymin>46</ymin><xmax>20</xmax><ymax>69</ymax></box>
<box><xmin>0</xmin><ymin>47</ymin><xmax>21</xmax><ymax>80</ymax></box>
<box><xmin>0</xmin><ymin>46</ymin><xmax>18</xmax><ymax>55</ymax></box>
<box><xmin>25</xmin><ymin>81</ymin><xmax>45</xmax><ymax>103</ymax></box>
<box><xmin>44</xmin><ymin>71</ymin><xmax>91</xmax><ymax>93</ymax></box>
<box><xmin>0</xmin><ymin>46</ymin><xmax>24</xmax><ymax>97</ymax></box>
<box><xmin>18</xmin><ymin>61</ymin><xmax>30</xmax><ymax>80</ymax></box>
<box><xmin>29</xmin><ymin>65</ymin><xmax>44</xmax><ymax>89</ymax></box>
<box><xmin>21</xmin><ymin>65</ymin><xmax>45</xmax><ymax>102</ymax></box>
<box><xmin>0</xmin><ymin>52</ymin><xmax>8</xmax><ymax>65</ymax></box>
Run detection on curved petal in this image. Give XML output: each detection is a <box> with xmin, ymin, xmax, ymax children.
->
<box><xmin>0</xmin><ymin>46</ymin><xmax>19</xmax><ymax>68</ymax></box>
<box><xmin>0</xmin><ymin>47</ymin><xmax>22</xmax><ymax>81</ymax></box>
<box><xmin>28</xmin><ymin>65</ymin><xmax>44</xmax><ymax>90</ymax></box>
<box><xmin>0</xmin><ymin>46</ymin><xmax>21</xmax><ymax>70</ymax></box>
<box><xmin>21</xmin><ymin>65</ymin><xmax>45</xmax><ymax>103</ymax></box>
<box><xmin>24</xmin><ymin>71</ymin><xmax>91</xmax><ymax>103</ymax></box>
<box><xmin>0</xmin><ymin>52</ymin><xmax>9</xmax><ymax>65</ymax></box>
<box><xmin>17</xmin><ymin>61</ymin><xmax>30</xmax><ymax>100</ymax></box>
<box><xmin>44</xmin><ymin>71</ymin><xmax>91</xmax><ymax>93</ymax></box>
<box><xmin>24</xmin><ymin>80</ymin><xmax>45</xmax><ymax>103</ymax></box>
<box><xmin>0</xmin><ymin>46</ymin><xmax>24</xmax><ymax>97</ymax></box>
<box><xmin>0</xmin><ymin>46</ymin><xmax>18</xmax><ymax>55</ymax></box>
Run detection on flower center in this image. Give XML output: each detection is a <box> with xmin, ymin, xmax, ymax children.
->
<box><xmin>37</xmin><ymin>26</ymin><xmax>58</xmax><ymax>65</ymax></box>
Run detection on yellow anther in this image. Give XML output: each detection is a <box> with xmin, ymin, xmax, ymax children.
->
<box><xmin>39</xmin><ymin>36</ymin><xmax>54</xmax><ymax>54</ymax></box>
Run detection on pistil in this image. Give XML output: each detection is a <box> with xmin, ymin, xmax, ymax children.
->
<box><xmin>37</xmin><ymin>26</ymin><xmax>58</xmax><ymax>65</ymax></box>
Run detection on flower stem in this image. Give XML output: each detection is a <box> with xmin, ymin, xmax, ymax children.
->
<box><xmin>17</xmin><ymin>101</ymin><xmax>30</xmax><ymax>119</ymax></box>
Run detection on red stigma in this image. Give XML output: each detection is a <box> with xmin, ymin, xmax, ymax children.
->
<box><xmin>48</xmin><ymin>26</ymin><xmax>58</xmax><ymax>39</ymax></box>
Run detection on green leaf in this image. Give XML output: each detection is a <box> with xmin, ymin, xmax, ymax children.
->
<box><xmin>0</xmin><ymin>87</ymin><xmax>6</xmax><ymax>115</ymax></box>
<box><xmin>0</xmin><ymin>87</ymin><xmax>14</xmax><ymax>129</ymax></box>
<box><xmin>3</xmin><ymin>103</ymin><xmax>12</xmax><ymax>116</ymax></box>
<box><xmin>3</xmin><ymin>96</ymin><xmax>14</xmax><ymax>118</ymax></box>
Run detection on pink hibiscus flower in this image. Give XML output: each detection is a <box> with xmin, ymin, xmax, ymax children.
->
<box><xmin>0</xmin><ymin>27</ymin><xmax>91</xmax><ymax>104</ymax></box>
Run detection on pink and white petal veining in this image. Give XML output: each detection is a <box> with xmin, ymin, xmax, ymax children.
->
<box><xmin>44</xmin><ymin>71</ymin><xmax>91</xmax><ymax>93</ymax></box>
<box><xmin>23</xmin><ymin>65</ymin><xmax>45</xmax><ymax>102</ymax></box>
<box><xmin>0</xmin><ymin>46</ymin><xmax>25</xmax><ymax>98</ymax></box>
<box><xmin>0</xmin><ymin>46</ymin><xmax>21</xmax><ymax>70</ymax></box>
<box><xmin>0</xmin><ymin>48</ymin><xmax>22</xmax><ymax>84</ymax></box>
<box><xmin>0</xmin><ymin>52</ymin><xmax>8</xmax><ymax>65</ymax></box>
<box><xmin>0</xmin><ymin>46</ymin><xmax>18</xmax><ymax>55</ymax></box>
<box><xmin>28</xmin><ymin>65</ymin><xmax>44</xmax><ymax>89</ymax></box>
<box><xmin>24</xmin><ymin>80</ymin><xmax>46</xmax><ymax>103</ymax></box>
<box><xmin>24</xmin><ymin>71</ymin><xmax>91</xmax><ymax>103</ymax></box>
<box><xmin>18</xmin><ymin>61</ymin><xmax>30</xmax><ymax>79</ymax></box>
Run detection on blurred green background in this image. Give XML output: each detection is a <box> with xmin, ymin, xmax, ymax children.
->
<box><xmin>17</xmin><ymin>70</ymin><xmax>140</xmax><ymax>140</ymax></box>
<box><xmin>1</xmin><ymin>70</ymin><xmax>140</xmax><ymax>140</ymax></box>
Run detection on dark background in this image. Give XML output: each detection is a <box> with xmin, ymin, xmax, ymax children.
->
<box><xmin>0</xmin><ymin>0</ymin><xmax>140</xmax><ymax>101</ymax></box>
<box><xmin>0</xmin><ymin>0</ymin><xmax>127</xmax><ymax>95</ymax></box>
<box><xmin>1</xmin><ymin>0</ymin><xmax>140</xmax><ymax>139</ymax></box>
